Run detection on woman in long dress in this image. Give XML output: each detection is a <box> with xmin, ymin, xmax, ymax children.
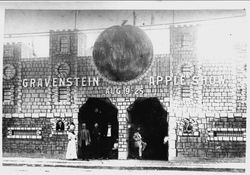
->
<box><xmin>66</xmin><ymin>124</ymin><xmax>77</xmax><ymax>160</ymax></box>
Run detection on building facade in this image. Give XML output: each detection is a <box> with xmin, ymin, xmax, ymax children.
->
<box><xmin>2</xmin><ymin>25</ymin><xmax>247</xmax><ymax>160</ymax></box>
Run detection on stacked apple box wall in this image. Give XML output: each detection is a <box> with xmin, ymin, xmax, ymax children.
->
<box><xmin>2</xmin><ymin>26</ymin><xmax>246</xmax><ymax>159</ymax></box>
<box><xmin>170</xmin><ymin>25</ymin><xmax>246</xmax><ymax>158</ymax></box>
<box><xmin>2</xmin><ymin>29</ymin><xmax>171</xmax><ymax>159</ymax></box>
<box><xmin>2</xmin><ymin>30</ymin><xmax>80</xmax><ymax>158</ymax></box>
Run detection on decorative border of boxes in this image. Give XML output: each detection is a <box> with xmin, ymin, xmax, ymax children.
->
<box><xmin>177</xmin><ymin>118</ymin><xmax>200</xmax><ymax>137</ymax></box>
<box><xmin>50</xmin><ymin>130</ymin><xmax>68</xmax><ymax>136</ymax></box>
<box><xmin>207</xmin><ymin>137</ymin><xmax>246</xmax><ymax>141</ymax></box>
<box><xmin>54</xmin><ymin>62</ymin><xmax>70</xmax><ymax>78</ymax></box>
<box><xmin>49</xmin><ymin>116</ymin><xmax>78</xmax><ymax>137</ymax></box>
<box><xmin>3</xmin><ymin>64</ymin><xmax>16</xmax><ymax>80</ymax></box>
<box><xmin>207</xmin><ymin>128</ymin><xmax>246</xmax><ymax>141</ymax></box>
<box><xmin>177</xmin><ymin>61</ymin><xmax>196</xmax><ymax>79</ymax></box>
<box><xmin>2</xmin><ymin>112</ymin><xmax>78</xmax><ymax>118</ymax></box>
<box><xmin>51</xmin><ymin>85</ymin><xmax>72</xmax><ymax>106</ymax></box>
<box><xmin>49</xmin><ymin>118</ymin><xmax>69</xmax><ymax>137</ymax></box>
<box><xmin>3</xmin><ymin>85</ymin><xmax>15</xmax><ymax>106</ymax></box>
<box><xmin>7</xmin><ymin>127</ymin><xmax>42</xmax><ymax>139</ymax></box>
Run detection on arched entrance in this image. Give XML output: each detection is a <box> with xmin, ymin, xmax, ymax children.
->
<box><xmin>127</xmin><ymin>97</ymin><xmax>168</xmax><ymax>160</ymax></box>
<box><xmin>78</xmin><ymin>98</ymin><xmax>118</xmax><ymax>159</ymax></box>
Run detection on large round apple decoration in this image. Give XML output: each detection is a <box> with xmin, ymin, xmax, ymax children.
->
<box><xmin>93</xmin><ymin>25</ymin><xmax>153</xmax><ymax>82</ymax></box>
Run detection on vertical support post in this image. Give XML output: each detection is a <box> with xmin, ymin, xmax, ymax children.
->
<box><xmin>117</xmin><ymin>98</ymin><xmax>128</xmax><ymax>159</ymax></box>
<box><xmin>133</xmin><ymin>11</ymin><xmax>136</xmax><ymax>26</ymax></box>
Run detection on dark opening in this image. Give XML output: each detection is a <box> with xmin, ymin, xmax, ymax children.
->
<box><xmin>56</xmin><ymin>120</ymin><xmax>65</xmax><ymax>131</ymax></box>
<box><xmin>127</xmin><ymin>97</ymin><xmax>169</xmax><ymax>160</ymax></box>
<box><xmin>78</xmin><ymin>98</ymin><xmax>118</xmax><ymax>159</ymax></box>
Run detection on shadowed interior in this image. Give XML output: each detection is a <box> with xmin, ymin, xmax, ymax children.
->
<box><xmin>78</xmin><ymin>98</ymin><xmax>118</xmax><ymax>159</ymax></box>
<box><xmin>127</xmin><ymin>97</ymin><xmax>169</xmax><ymax>160</ymax></box>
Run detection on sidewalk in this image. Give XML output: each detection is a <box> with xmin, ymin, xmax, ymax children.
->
<box><xmin>1</xmin><ymin>157</ymin><xmax>246</xmax><ymax>173</ymax></box>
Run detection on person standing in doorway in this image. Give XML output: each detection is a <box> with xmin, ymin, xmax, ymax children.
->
<box><xmin>92</xmin><ymin>123</ymin><xmax>102</xmax><ymax>159</ymax></box>
<box><xmin>78</xmin><ymin>123</ymin><xmax>91</xmax><ymax>160</ymax></box>
<box><xmin>66</xmin><ymin>123</ymin><xmax>77</xmax><ymax>160</ymax></box>
<box><xmin>133</xmin><ymin>127</ymin><xmax>147</xmax><ymax>159</ymax></box>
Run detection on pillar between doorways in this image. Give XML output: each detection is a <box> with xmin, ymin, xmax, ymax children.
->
<box><xmin>117</xmin><ymin>100</ymin><xmax>129</xmax><ymax>160</ymax></box>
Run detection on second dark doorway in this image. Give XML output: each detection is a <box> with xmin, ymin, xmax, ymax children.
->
<box><xmin>127</xmin><ymin>97</ymin><xmax>169</xmax><ymax>160</ymax></box>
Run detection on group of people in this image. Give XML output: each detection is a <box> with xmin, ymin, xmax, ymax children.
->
<box><xmin>65</xmin><ymin>122</ymin><xmax>112</xmax><ymax>160</ymax></box>
<box><xmin>78</xmin><ymin>122</ymin><xmax>104</xmax><ymax>160</ymax></box>
<box><xmin>65</xmin><ymin>122</ymin><xmax>165</xmax><ymax>160</ymax></box>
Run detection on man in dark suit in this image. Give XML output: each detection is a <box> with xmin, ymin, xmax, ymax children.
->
<box><xmin>92</xmin><ymin>123</ymin><xmax>102</xmax><ymax>158</ymax></box>
<box><xmin>78</xmin><ymin>123</ymin><xmax>91</xmax><ymax>160</ymax></box>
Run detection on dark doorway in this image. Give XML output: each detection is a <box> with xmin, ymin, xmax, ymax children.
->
<box><xmin>78</xmin><ymin>98</ymin><xmax>118</xmax><ymax>159</ymax></box>
<box><xmin>127</xmin><ymin>97</ymin><xmax>168</xmax><ymax>160</ymax></box>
